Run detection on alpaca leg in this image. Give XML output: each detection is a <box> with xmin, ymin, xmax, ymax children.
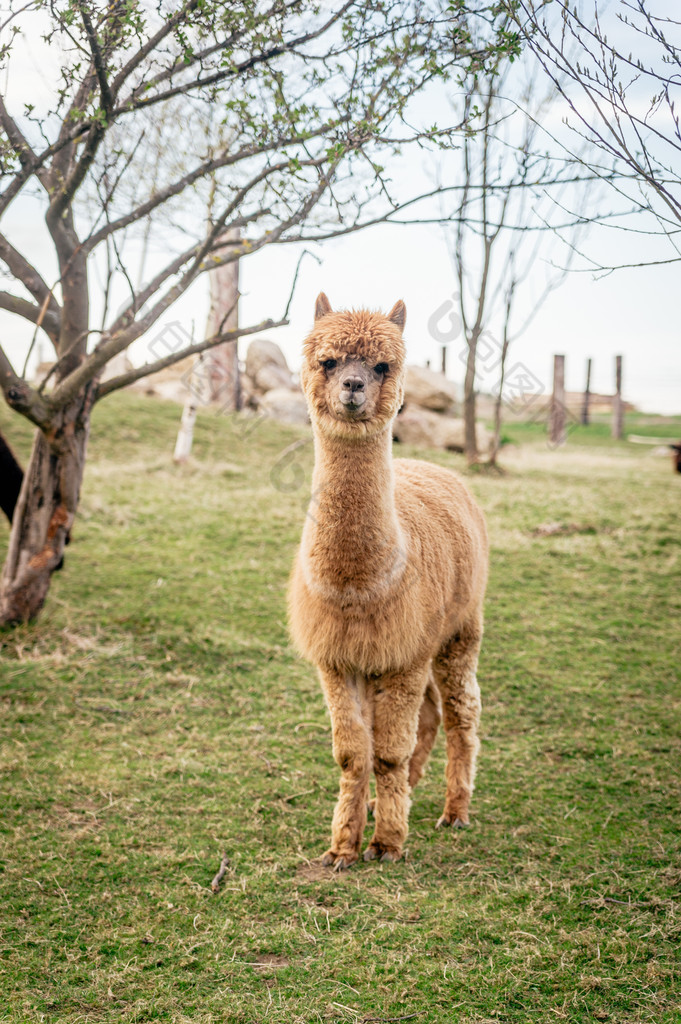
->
<box><xmin>433</xmin><ymin>620</ymin><xmax>482</xmax><ymax>829</ymax></box>
<box><xmin>408</xmin><ymin>675</ymin><xmax>442</xmax><ymax>791</ymax></box>
<box><xmin>319</xmin><ymin>670</ymin><xmax>373</xmax><ymax>870</ymax></box>
<box><xmin>367</xmin><ymin>676</ymin><xmax>441</xmax><ymax>818</ymax></box>
<box><xmin>364</xmin><ymin>667</ymin><xmax>428</xmax><ymax>863</ymax></box>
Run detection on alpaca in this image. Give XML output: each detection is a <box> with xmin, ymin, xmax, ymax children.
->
<box><xmin>288</xmin><ymin>294</ymin><xmax>489</xmax><ymax>870</ymax></box>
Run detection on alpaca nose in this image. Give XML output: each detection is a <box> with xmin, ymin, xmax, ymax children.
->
<box><xmin>340</xmin><ymin>375</ymin><xmax>366</xmax><ymax>408</ymax></box>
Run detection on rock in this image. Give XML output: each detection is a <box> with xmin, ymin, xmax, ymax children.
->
<box><xmin>239</xmin><ymin>372</ymin><xmax>258</xmax><ymax>410</ymax></box>
<box><xmin>393</xmin><ymin>406</ymin><xmax>491</xmax><ymax>454</ymax></box>
<box><xmin>258</xmin><ymin>388</ymin><xmax>309</xmax><ymax>425</ymax></box>
<box><xmin>404</xmin><ymin>365</ymin><xmax>460</xmax><ymax>414</ymax></box>
<box><xmin>100</xmin><ymin>351</ymin><xmax>133</xmax><ymax>383</ymax></box>
<box><xmin>132</xmin><ymin>354</ymin><xmax>196</xmax><ymax>403</ymax></box>
<box><xmin>245</xmin><ymin>338</ymin><xmax>296</xmax><ymax>393</ymax></box>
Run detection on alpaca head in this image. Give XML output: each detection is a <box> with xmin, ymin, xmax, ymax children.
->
<box><xmin>301</xmin><ymin>293</ymin><xmax>407</xmax><ymax>439</ymax></box>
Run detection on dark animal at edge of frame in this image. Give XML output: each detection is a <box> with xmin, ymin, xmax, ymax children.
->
<box><xmin>670</xmin><ymin>443</ymin><xmax>681</xmax><ymax>474</ymax></box>
<box><xmin>0</xmin><ymin>431</ymin><xmax>68</xmax><ymax>569</ymax></box>
<box><xmin>0</xmin><ymin>430</ymin><xmax>24</xmax><ymax>524</ymax></box>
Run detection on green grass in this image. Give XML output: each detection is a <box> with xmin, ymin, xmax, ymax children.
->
<box><xmin>497</xmin><ymin>411</ymin><xmax>681</xmax><ymax>449</ymax></box>
<box><xmin>1</xmin><ymin>394</ymin><xmax>679</xmax><ymax>1023</ymax></box>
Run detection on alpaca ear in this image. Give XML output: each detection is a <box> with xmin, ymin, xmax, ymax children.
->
<box><xmin>387</xmin><ymin>300</ymin><xmax>406</xmax><ymax>332</ymax></box>
<box><xmin>315</xmin><ymin>292</ymin><xmax>333</xmax><ymax>321</ymax></box>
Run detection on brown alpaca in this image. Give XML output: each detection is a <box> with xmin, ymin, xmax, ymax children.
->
<box><xmin>288</xmin><ymin>294</ymin><xmax>489</xmax><ymax>870</ymax></box>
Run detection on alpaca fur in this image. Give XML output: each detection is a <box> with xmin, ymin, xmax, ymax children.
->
<box><xmin>288</xmin><ymin>294</ymin><xmax>489</xmax><ymax>870</ymax></box>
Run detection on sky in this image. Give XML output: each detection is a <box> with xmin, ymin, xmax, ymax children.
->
<box><xmin>235</xmin><ymin>207</ymin><xmax>681</xmax><ymax>416</ymax></box>
<box><xmin>1</xmin><ymin>1</ymin><xmax>679</xmax><ymax>417</ymax></box>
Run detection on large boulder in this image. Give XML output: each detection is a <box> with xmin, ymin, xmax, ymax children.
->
<box><xmin>245</xmin><ymin>338</ymin><xmax>296</xmax><ymax>394</ymax></box>
<box><xmin>258</xmin><ymin>388</ymin><xmax>309</xmax><ymax>425</ymax></box>
<box><xmin>404</xmin><ymin>365</ymin><xmax>460</xmax><ymax>414</ymax></box>
<box><xmin>393</xmin><ymin>406</ymin><xmax>491</xmax><ymax>454</ymax></box>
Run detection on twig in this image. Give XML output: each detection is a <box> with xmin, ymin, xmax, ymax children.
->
<box><xmin>283</xmin><ymin>248</ymin><xmax>322</xmax><ymax>319</ymax></box>
<box><xmin>293</xmin><ymin>720</ymin><xmax>329</xmax><ymax>733</ymax></box>
<box><xmin>21</xmin><ymin>291</ymin><xmax>52</xmax><ymax>378</ymax></box>
<box><xmin>74</xmin><ymin>699</ymin><xmax>129</xmax><ymax>716</ymax></box>
<box><xmin>210</xmin><ymin>852</ymin><xmax>231</xmax><ymax>893</ymax></box>
<box><xmin>362</xmin><ymin>1014</ymin><xmax>424</xmax><ymax>1023</ymax></box>
<box><xmin>284</xmin><ymin>786</ymin><xmax>316</xmax><ymax>803</ymax></box>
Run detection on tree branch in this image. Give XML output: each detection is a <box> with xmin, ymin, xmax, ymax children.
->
<box><xmin>80</xmin><ymin>119</ymin><xmax>348</xmax><ymax>255</ymax></box>
<box><xmin>116</xmin><ymin>2</ymin><xmax>356</xmax><ymax>119</ymax></box>
<box><xmin>0</xmin><ymin>234</ymin><xmax>61</xmax><ymax>320</ymax></box>
<box><xmin>49</xmin><ymin>159</ymin><xmax>336</xmax><ymax>409</ymax></box>
<box><xmin>0</xmin><ymin>290</ymin><xmax>60</xmax><ymax>343</ymax></box>
<box><xmin>0</xmin><ymin>343</ymin><xmax>52</xmax><ymax>428</ymax></box>
<box><xmin>76</xmin><ymin>0</ymin><xmax>114</xmax><ymax>114</ymax></box>
<box><xmin>95</xmin><ymin>317</ymin><xmax>287</xmax><ymax>399</ymax></box>
<box><xmin>0</xmin><ymin>95</ymin><xmax>49</xmax><ymax>189</ymax></box>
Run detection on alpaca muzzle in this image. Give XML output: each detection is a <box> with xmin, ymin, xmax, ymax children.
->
<box><xmin>340</xmin><ymin>373</ymin><xmax>367</xmax><ymax>410</ymax></box>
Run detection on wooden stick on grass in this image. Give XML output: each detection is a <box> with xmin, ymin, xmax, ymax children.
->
<box><xmin>210</xmin><ymin>852</ymin><xmax>231</xmax><ymax>893</ymax></box>
<box><xmin>362</xmin><ymin>1014</ymin><xmax>424</xmax><ymax>1023</ymax></box>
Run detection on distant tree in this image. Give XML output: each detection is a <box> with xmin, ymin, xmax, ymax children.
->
<box><xmin>435</xmin><ymin>56</ymin><xmax>593</xmax><ymax>464</ymax></box>
<box><xmin>0</xmin><ymin>0</ymin><xmax>520</xmax><ymax>625</ymax></box>
<box><xmin>509</xmin><ymin>0</ymin><xmax>681</xmax><ymax>271</ymax></box>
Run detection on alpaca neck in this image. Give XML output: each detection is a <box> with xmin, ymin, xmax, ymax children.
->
<box><xmin>302</xmin><ymin>424</ymin><xmax>405</xmax><ymax>597</ymax></box>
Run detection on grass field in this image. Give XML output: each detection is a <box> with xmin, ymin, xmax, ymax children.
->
<box><xmin>1</xmin><ymin>394</ymin><xmax>679</xmax><ymax>1023</ymax></box>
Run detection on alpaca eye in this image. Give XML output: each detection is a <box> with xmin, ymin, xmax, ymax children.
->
<box><xmin>374</xmin><ymin>363</ymin><xmax>389</xmax><ymax>375</ymax></box>
<box><xmin>321</xmin><ymin>359</ymin><xmax>337</xmax><ymax>371</ymax></box>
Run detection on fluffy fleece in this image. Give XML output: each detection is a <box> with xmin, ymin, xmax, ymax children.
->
<box><xmin>288</xmin><ymin>294</ymin><xmax>489</xmax><ymax>869</ymax></box>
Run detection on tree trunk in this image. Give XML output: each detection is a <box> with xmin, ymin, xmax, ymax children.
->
<box><xmin>204</xmin><ymin>229</ymin><xmax>240</xmax><ymax>410</ymax></box>
<box><xmin>490</xmin><ymin>333</ymin><xmax>510</xmax><ymax>466</ymax></box>
<box><xmin>173</xmin><ymin>231</ymin><xmax>240</xmax><ymax>462</ymax></box>
<box><xmin>463</xmin><ymin>332</ymin><xmax>479</xmax><ymax>465</ymax></box>
<box><xmin>0</xmin><ymin>386</ymin><xmax>94</xmax><ymax>625</ymax></box>
<box><xmin>174</xmin><ymin>379</ymin><xmax>202</xmax><ymax>464</ymax></box>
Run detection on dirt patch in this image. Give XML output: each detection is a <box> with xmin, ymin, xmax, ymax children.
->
<box><xmin>531</xmin><ymin>521</ymin><xmax>601</xmax><ymax>537</ymax></box>
<box><xmin>251</xmin><ymin>953</ymin><xmax>290</xmax><ymax>973</ymax></box>
<box><xmin>296</xmin><ymin>859</ymin><xmax>355</xmax><ymax>883</ymax></box>
<box><xmin>52</xmin><ymin>799</ymin><xmax>101</xmax><ymax>837</ymax></box>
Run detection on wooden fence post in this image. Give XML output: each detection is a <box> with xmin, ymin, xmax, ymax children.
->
<box><xmin>582</xmin><ymin>357</ymin><xmax>592</xmax><ymax>426</ymax></box>
<box><xmin>550</xmin><ymin>354</ymin><xmax>566</xmax><ymax>447</ymax></box>
<box><xmin>612</xmin><ymin>355</ymin><xmax>623</xmax><ymax>439</ymax></box>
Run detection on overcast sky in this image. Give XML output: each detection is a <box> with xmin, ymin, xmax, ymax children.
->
<box><xmin>1</xmin><ymin>1</ymin><xmax>679</xmax><ymax>416</ymax></box>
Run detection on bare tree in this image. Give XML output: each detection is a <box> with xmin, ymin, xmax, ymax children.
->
<box><xmin>510</xmin><ymin>0</ymin><xmax>681</xmax><ymax>271</ymax></box>
<box><xmin>437</xmin><ymin>60</ymin><xmax>592</xmax><ymax>464</ymax></box>
<box><xmin>0</xmin><ymin>1</ymin><xmax>520</xmax><ymax>625</ymax></box>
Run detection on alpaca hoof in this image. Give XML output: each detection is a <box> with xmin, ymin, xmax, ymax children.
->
<box><xmin>436</xmin><ymin>814</ymin><xmax>470</xmax><ymax>830</ymax></box>
<box><xmin>321</xmin><ymin>849</ymin><xmax>357</xmax><ymax>871</ymax></box>
<box><xmin>363</xmin><ymin>841</ymin><xmax>402</xmax><ymax>863</ymax></box>
<box><xmin>380</xmin><ymin>848</ymin><xmax>403</xmax><ymax>863</ymax></box>
<box><xmin>367</xmin><ymin>798</ymin><xmax>376</xmax><ymax>818</ymax></box>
